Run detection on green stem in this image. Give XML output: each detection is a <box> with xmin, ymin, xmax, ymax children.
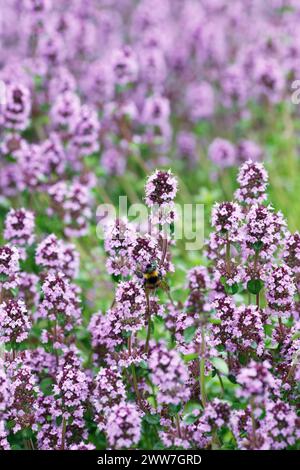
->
<box><xmin>225</xmin><ymin>233</ymin><xmax>231</xmax><ymax>276</ymax></box>
<box><xmin>216</xmin><ymin>370</ymin><xmax>225</xmax><ymax>397</ymax></box>
<box><xmin>144</xmin><ymin>290</ymin><xmax>151</xmax><ymax>355</ymax></box>
<box><xmin>61</xmin><ymin>417</ymin><xmax>67</xmax><ymax>450</ymax></box>
<box><xmin>278</xmin><ymin>316</ymin><xmax>285</xmax><ymax>338</ymax></box>
<box><xmin>128</xmin><ymin>336</ymin><xmax>142</xmax><ymax>405</ymax></box>
<box><xmin>250</xmin><ymin>398</ymin><xmax>257</xmax><ymax>446</ymax></box>
<box><xmin>166</xmin><ymin>289</ymin><xmax>175</xmax><ymax>306</ymax></box>
<box><xmin>54</xmin><ymin>319</ymin><xmax>59</xmax><ymax>367</ymax></box>
<box><xmin>131</xmin><ymin>364</ymin><xmax>142</xmax><ymax>405</ymax></box>
<box><xmin>256</xmin><ymin>292</ymin><xmax>260</xmax><ymax>308</ymax></box>
<box><xmin>200</xmin><ymin>326</ymin><xmax>207</xmax><ymax>408</ymax></box>
<box><xmin>175</xmin><ymin>414</ymin><xmax>182</xmax><ymax>439</ymax></box>
<box><xmin>211</xmin><ymin>427</ymin><xmax>222</xmax><ymax>449</ymax></box>
<box><xmin>285</xmin><ymin>359</ymin><xmax>297</xmax><ymax>384</ymax></box>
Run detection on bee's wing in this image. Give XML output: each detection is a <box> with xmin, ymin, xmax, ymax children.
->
<box><xmin>160</xmin><ymin>279</ymin><xmax>170</xmax><ymax>291</ymax></box>
<box><xmin>135</xmin><ymin>270</ymin><xmax>144</xmax><ymax>279</ymax></box>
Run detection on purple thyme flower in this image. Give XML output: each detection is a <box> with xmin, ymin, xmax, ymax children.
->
<box><xmin>104</xmin><ymin>218</ymin><xmax>136</xmax><ymax>276</ymax></box>
<box><xmin>145</xmin><ymin>169</ymin><xmax>178</xmax><ymax>225</ymax></box>
<box><xmin>0</xmin><ymin>299</ymin><xmax>31</xmax><ymax>344</ymax></box>
<box><xmin>93</xmin><ymin>367</ymin><xmax>126</xmax><ymax>430</ymax></box>
<box><xmin>2</xmin><ymin>82</ymin><xmax>31</xmax><ymax>131</ymax></box>
<box><xmin>106</xmin><ymin>402</ymin><xmax>141</xmax><ymax>449</ymax></box>
<box><xmin>111</xmin><ymin>45</ymin><xmax>139</xmax><ymax>86</ymax></box>
<box><xmin>185</xmin><ymin>82</ymin><xmax>215</xmax><ymax>121</ymax></box>
<box><xmin>265</xmin><ymin>264</ymin><xmax>296</xmax><ymax>319</ymax></box>
<box><xmin>37</xmin><ymin>271</ymin><xmax>81</xmax><ymax>331</ymax></box>
<box><xmin>283</xmin><ymin>231</ymin><xmax>300</xmax><ymax>274</ymax></box>
<box><xmin>48</xmin><ymin>181</ymin><xmax>92</xmax><ymax>238</ymax></box>
<box><xmin>208</xmin><ymin>138</ymin><xmax>236</xmax><ymax>168</ymax></box>
<box><xmin>101</xmin><ymin>147</ymin><xmax>127</xmax><ymax>176</ymax></box>
<box><xmin>0</xmin><ymin>421</ymin><xmax>10</xmax><ymax>450</ymax></box>
<box><xmin>40</xmin><ymin>132</ymin><xmax>66</xmax><ymax>178</ymax></box>
<box><xmin>51</xmin><ymin>90</ymin><xmax>81</xmax><ymax>129</ymax></box>
<box><xmin>149</xmin><ymin>342</ymin><xmax>190</xmax><ymax>408</ymax></box>
<box><xmin>236</xmin><ymin>360</ymin><xmax>280</xmax><ymax>406</ymax></box>
<box><xmin>211</xmin><ymin>202</ymin><xmax>243</xmax><ymax>241</ymax></box>
<box><xmin>196</xmin><ymin>398</ymin><xmax>231</xmax><ymax>436</ymax></box>
<box><xmin>4</xmin><ymin>208</ymin><xmax>35</xmax><ymax>252</ymax></box>
<box><xmin>184</xmin><ymin>266</ymin><xmax>211</xmax><ymax>321</ymax></box>
<box><xmin>236</xmin><ymin>140</ymin><xmax>262</xmax><ymax>164</ymax></box>
<box><xmin>6</xmin><ymin>359</ymin><xmax>39</xmax><ymax>433</ymax></box>
<box><xmin>69</xmin><ymin>104</ymin><xmax>100</xmax><ymax>157</ymax></box>
<box><xmin>113</xmin><ymin>280</ymin><xmax>146</xmax><ymax>334</ymax></box>
<box><xmin>243</xmin><ymin>205</ymin><xmax>286</xmax><ymax>259</ymax></box>
<box><xmin>261</xmin><ymin>399</ymin><xmax>300</xmax><ymax>450</ymax></box>
<box><xmin>0</xmin><ymin>244</ymin><xmax>20</xmax><ymax>289</ymax></box>
<box><xmin>53</xmin><ymin>349</ymin><xmax>89</xmax><ymax>420</ymax></box>
<box><xmin>35</xmin><ymin>234</ymin><xmax>63</xmax><ymax>271</ymax></box>
<box><xmin>210</xmin><ymin>297</ymin><xmax>265</xmax><ymax>357</ymax></box>
<box><xmin>145</xmin><ymin>169</ymin><xmax>178</xmax><ymax>208</ymax></box>
<box><xmin>235</xmin><ymin>160</ymin><xmax>268</xmax><ymax>205</ymax></box>
<box><xmin>0</xmin><ymin>358</ymin><xmax>9</xmax><ymax>416</ymax></box>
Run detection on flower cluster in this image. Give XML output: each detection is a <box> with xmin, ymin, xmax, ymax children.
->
<box><xmin>113</xmin><ymin>280</ymin><xmax>146</xmax><ymax>334</ymax></box>
<box><xmin>195</xmin><ymin>399</ymin><xmax>231</xmax><ymax>438</ymax></box>
<box><xmin>4</xmin><ymin>208</ymin><xmax>35</xmax><ymax>251</ymax></box>
<box><xmin>235</xmin><ymin>161</ymin><xmax>268</xmax><ymax>205</ymax></box>
<box><xmin>212</xmin><ymin>202</ymin><xmax>243</xmax><ymax>240</ymax></box>
<box><xmin>210</xmin><ymin>297</ymin><xmax>265</xmax><ymax>359</ymax></box>
<box><xmin>92</xmin><ymin>367</ymin><xmax>126</xmax><ymax>430</ymax></box>
<box><xmin>48</xmin><ymin>181</ymin><xmax>92</xmax><ymax>238</ymax></box>
<box><xmin>236</xmin><ymin>360</ymin><xmax>280</xmax><ymax>406</ymax></box>
<box><xmin>265</xmin><ymin>265</ymin><xmax>296</xmax><ymax>318</ymax></box>
<box><xmin>145</xmin><ymin>170</ymin><xmax>177</xmax><ymax>224</ymax></box>
<box><xmin>2</xmin><ymin>83</ymin><xmax>31</xmax><ymax>131</ymax></box>
<box><xmin>149</xmin><ymin>343</ymin><xmax>190</xmax><ymax>407</ymax></box>
<box><xmin>6</xmin><ymin>360</ymin><xmax>39</xmax><ymax>433</ymax></box>
<box><xmin>0</xmin><ymin>245</ymin><xmax>20</xmax><ymax>290</ymax></box>
<box><xmin>0</xmin><ymin>299</ymin><xmax>31</xmax><ymax>344</ymax></box>
<box><xmin>105</xmin><ymin>402</ymin><xmax>141</xmax><ymax>449</ymax></box>
<box><xmin>37</xmin><ymin>271</ymin><xmax>81</xmax><ymax>334</ymax></box>
<box><xmin>53</xmin><ymin>350</ymin><xmax>89</xmax><ymax>422</ymax></box>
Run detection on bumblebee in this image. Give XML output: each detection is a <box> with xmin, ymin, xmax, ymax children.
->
<box><xmin>142</xmin><ymin>262</ymin><xmax>162</xmax><ymax>290</ymax></box>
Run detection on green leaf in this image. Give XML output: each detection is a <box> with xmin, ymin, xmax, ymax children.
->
<box><xmin>247</xmin><ymin>279</ymin><xmax>264</xmax><ymax>295</ymax></box>
<box><xmin>0</xmin><ymin>273</ymin><xmax>8</xmax><ymax>282</ymax></box>
<box><xmin>0</xmin><ymin>196</ymin><xmax>11</xmax><ymax>209</ymax></box>
<box><xmin>183</xmin><ymin>413</ymin><xmax>199</xmax><ymax>424</ymax></box>
<box><xmin>228</xmin><ymin>374</ymin><xmax>237</xmax><ymax>384</ymax></box>
<box><xmin>224</xmin><ymin>282</ymin><xmax>239</xmax><ymax>295</ymax></box>
<box><xmin>139</xmin><ymin>360</ymin><xmax>149</xmax><ymax>369</ymax></box>
<box><xmin>121</xmin><ymin>330</ymin><xmax>132</xmax><ymax>339</ymax></box>
<box><xmin>40</xmin><ymin>377</ymin><xmax>53</xmax><ymax>395</ymax></box>
<box><xmin>252</xmin><ymin>241</ymin><xmax>263</xmax><ymax>252</ymax></box>
<box><xmin>211</xmin><ymin>357</ymin><xmax>229</xmax><ymax>375</ymax></box>
<box><xmin>168</xmin><ymin>403</ymin><xmax>182</xmax><ymax>416</ymax></box>
<box><xmin>183</xmin><ymin>352</ymin><xmax>198</xmax><ymax>362</ymax></box>
<box><xmin>291</xmin><ymin>331</ymin><xmax>300</xmax><ymax>341</ymax></box>
<box><xmin>184</xmin><ymin>325</ymin><xmax>197</xmax><ymax>343</ymax></box>
<box><xmin>144</xmin><ymin>414</ymin><xmax>160</xmax><ymax>425</ymax></box>
<box><xmin>10</xmin><ymin>287</ymin><xmax>19</xmax><ymax>297</ymax></box>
